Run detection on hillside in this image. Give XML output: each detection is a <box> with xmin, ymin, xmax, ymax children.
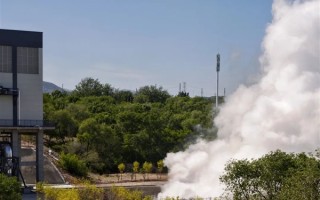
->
<box><xmin>43</xmin><ymin>81</ymin><xmax>65</xmax><ymax>93</ymax></box>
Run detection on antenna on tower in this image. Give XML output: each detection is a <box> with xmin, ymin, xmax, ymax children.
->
<box><xmin>201</xmin><ymin>88</ymin><xmax>203</xmax><ymax>97</ymax></box>
<box><xmin>216</xmin><ymin>54</ymin><xmax>220</xmax><ymax>108</ymax></box>
<box><xmin>179</xmin><ymin>83</ymin><xmax>181</xmax><ymax>93</ymax></box>
<box><xmin>183</xmin><ymin>82</ymin><xmax>186</xmax><ymax>93</ymax></box>
<box><xmin>0</xmin><ymin>0</ymin><xmax>2</xmax><ymax>28</ymax></box>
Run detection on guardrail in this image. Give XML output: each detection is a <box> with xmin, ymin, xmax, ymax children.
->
<box><xmin>0</xmin><ymin>119</ymin><xmax>55</xmax><ymax>127</ymax></box>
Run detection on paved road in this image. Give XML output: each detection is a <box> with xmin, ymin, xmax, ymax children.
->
<box><xmin>21</xmin><ymin>147</ymin><xmax>64</xmax><ymax>184</ymax></box>
<box><xmin>20</xmin><ymin>148</ymin><xmax>163</xmax><ymax>199</ymax></box>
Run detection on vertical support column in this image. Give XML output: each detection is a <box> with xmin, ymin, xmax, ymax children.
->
<box><xmin>11</xmin><ymin>130</ymin><xmax>20</xmax><ymax>157</ymax></box>
<box><xmin>12</xmin><ymin>46</ymin><xmax>18</xmax><ymax>126</ymax></box>
<box><xmin>36</xmin><ymin>129</ymin><xmax>44</xmax><ymax>182</ymax></box>
<box><xmin>11</xmin><ymin>130</ymin><xmax>20</xmax><ymax>178</ymax></box>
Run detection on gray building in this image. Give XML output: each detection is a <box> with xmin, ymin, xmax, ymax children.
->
<box><xmin>0</xmin><ymin>29</ymin><xmax>54</xmax><ymax>182</ymax></box>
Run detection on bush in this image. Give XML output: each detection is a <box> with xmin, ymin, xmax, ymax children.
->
<box><xmin>108</xmin><ymin>186</ymin><xmax>152</xmax><ymax>200</ymax></box>
<box><xmin>38</xmin><ymin>182</ymin><xmax>103</xmax><ymax>200</ymax></box>
<box><xmin>0</xmin><ymin>173</ymin><xmax>21</xmax><ymax>200</ymax></box>
<box><xmin>43</xmin><ymin>187</ymin><xmax>80</xmax><ymax>200</ymax></box>
<box><xmin>77</xmin><ymin>182</ymin><xmax>104</xmax><ymax>200</ymax></box>
<box><xmin>59</xmin><ymin>153</ymin><xmax>88</xmax><ymax>177</ymax></box>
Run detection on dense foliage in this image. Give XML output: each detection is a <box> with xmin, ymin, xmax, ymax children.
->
<box><xmin>38</xmin><ymin>184</ymin><xmax>152</xmax><ymax>200</ymax></box>
<box><xmin>38</xmin><ymin>182</ymin><xmax>104</xmax><ymax>200</ymax></box>
<box><xmin>0</xmin><ymin>173</ymin><xmax>22</xmax><ymax>200</ymax></box>
<box><xmin>44</xmin><ymin>77</ymin><xmax>216</xmax><ymax>173</ymax></box>
<box><xmin>220</xmin><ymin>150</ymin><xmax>320</xmax><ymax>200</ymax></box>
<box><xmin>59</xmin><ymin>153</ymin><xmax>88</xmax><ymax>177</ymax></box>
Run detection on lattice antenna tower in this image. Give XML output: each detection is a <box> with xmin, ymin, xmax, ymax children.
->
<box><xmin>216</xmin><ymin>54</ymin><xmax>220</xmax><ymax>108</ymax></box>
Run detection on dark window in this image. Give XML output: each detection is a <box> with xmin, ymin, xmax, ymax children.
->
<box><xmin>0</xmin><ymin>45</ymin><xmax>12</xmax><ymax>73</ymax></box>
<box><xmin>17</xmin><ymin>47</ymin><xmax>39</xmax><ymax>74</ymax></box>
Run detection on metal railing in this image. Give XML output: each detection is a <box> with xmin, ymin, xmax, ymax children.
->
<box><xmin>0</xmin><ymin>156</ymin><xmax>27</xmax><ymax>187</ymax></box>
<box><xmin>0</xmin><ymin>119</ymin><xmax>55</xmax><ymax>127</ymax></box>
<box><xmin>0</xmin><ymin>156</ymin><xmax>19</xmax><ymax>176</ymax></box>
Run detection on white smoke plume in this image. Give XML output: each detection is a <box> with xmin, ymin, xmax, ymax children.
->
<box><xmin>159</xmin><ymin>0</ymin><xmax>320</xmax><ymax>198</ymax></box>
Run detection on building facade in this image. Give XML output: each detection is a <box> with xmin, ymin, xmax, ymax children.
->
<box><xmin>0</xmin><ymin>29</ymin><xmax>43</xmax><ymax>123</ymax></box>
<box><xmin>0</xmin><ymin>29</ymin><xmax>53</xmax><ymax>182</ymax></box>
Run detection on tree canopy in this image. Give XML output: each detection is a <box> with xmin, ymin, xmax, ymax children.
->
<box><xmin>220</xmin><ymin>150</ymin><xmax>320</xmax><ymax>200</ymax></box>
<box><xmin>44</xmin><ymin>78</ymin><xmax>216</xmax><ymax>173</ymax></box>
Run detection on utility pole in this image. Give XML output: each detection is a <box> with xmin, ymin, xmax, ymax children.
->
<box><xmin>216</xmin><ymin>54</ymin><xmax>220</xmax><ymax>108</ymax></box>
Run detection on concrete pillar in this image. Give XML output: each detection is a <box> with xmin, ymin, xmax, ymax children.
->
<box><xmin>11</xmin><ymin>130</ymin><xmax>20</xmax><ymax>158</ymax></box>
<box><xmin>11</xmin><ymin>130</ymin><xmax>20</xmax><ymax>178</ymax></box>
<box><xmin>36</xmin><ymin>129</ymin><xmax>44</xmax><ymax>182</ymax></box>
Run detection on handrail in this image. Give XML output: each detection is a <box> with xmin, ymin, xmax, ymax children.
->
<box><xmin>0</xmin><ymin>119</ymin><xmax>55</xmax><ymax>127</ymax></box>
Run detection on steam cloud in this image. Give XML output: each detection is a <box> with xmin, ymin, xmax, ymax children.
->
<box><xmin>159</xmin><ymin>0</ymin><xmax>320</xmax><ymax>198</ymax></box>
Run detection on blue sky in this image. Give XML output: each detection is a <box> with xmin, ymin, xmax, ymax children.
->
<box><xmin>0</xmin><ymin>0</ymin><xmax>272</xmax><ymax>96</ymax></box>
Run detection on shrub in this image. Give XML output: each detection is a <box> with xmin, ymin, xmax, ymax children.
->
<box><xmin>39</xmin><ymin>182</ymin><xmax>103</xmax><ymax>200</ymax></box>
<box><xmin>108</xmin><ymin>186</ymin><xmax>153</xmax><ymax>200</ymax></box>
<box><xmin>0</xmin><ymin>173</ymin><xmax>22</xmax><ymax>200</ymax></box>
<box><xmin>59</xmin><ymin>153</ymin><xmax>88</xmax><ymax>177</ymax></box>
<box><xmin>77</xmin><ymin>182</ymin><xmax>104</xmax><ymax>200</ymax></box>
<box><xmin>43</xmin><ymin>187</ymin><xmax>80</xmax><ymax>200</ymax></box>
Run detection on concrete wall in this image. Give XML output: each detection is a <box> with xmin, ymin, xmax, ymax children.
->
<box><xmin>18</xmin><ymin>49</ymin><xmax>43</xmax><ymax>121</ymax></box>
<box><xmin>0</xmin><ymin>49</ymin><xmax>43</xmax><ymax>121</ymax></box>
<box><xmin>0</xmin><ymin>73</ymin><xmax>13</xmax><ymax>119</ymax></box>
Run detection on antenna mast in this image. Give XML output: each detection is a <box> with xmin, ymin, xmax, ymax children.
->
<box><xmin>216</xmin><ymin>54</ymin><xmax>220</xmax><ymax>108</ymax></box>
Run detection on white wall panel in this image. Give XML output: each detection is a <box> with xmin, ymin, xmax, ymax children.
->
<box><xmin>0</xmin><ymin>73</ymin><xmax>13</xmax><ymax>119</ymax></box>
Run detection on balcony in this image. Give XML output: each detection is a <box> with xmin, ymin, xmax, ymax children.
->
<box><xmin>0</xmin><ymin>119</ymin><xmax>55</xmax><ymax>129</ymax></box>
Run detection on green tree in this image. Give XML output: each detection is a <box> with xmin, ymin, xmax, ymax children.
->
<box><xmin>118</xmin><ymin>163</ymin><xmax>126</xmax><ymax>180</ymax></box>
<box><xmin>134</xmin><ymin>85</ymin><xmax>170</xmax><ymax>103</ymax></box>
<box><xmin>113</xmin><ymin>89</ymin><xmax>134</xmax><ymax>103</ymax></box>
<box><xmin>77</xmin><ymin>118</ymin><xmax>100</xmax><ymax>153</ymax></box>
<box><xmin>92</xmin><ymin>125</ymin><xmax>122</xmax><ymax>172</ymax></box>
<box><xmin>220</xmin><ymin>150</ymin><xmax>320</xmax><ymax>200</ymax></box>
<box><xmin>51</xmin><ymin>110</ymin><xmax>78</xmax><ymax>142</ymax></box>
<box><xmin>66</xmin><ymin>104</ymin><xmax>90</xmax><ymax>122</ymax></box>
<box><xmin>59</xmin><ymin>153</ymin><xmax>88</xmax><ymax>177</ymax></box>
<box><xmin>278</xmin><ymin>153</ymin><xmax>320</xmax><ymax>199</ymax></box>
<box><xmin>43</xmin><ymin>80</ymin><xmax>215</xmax><ymax>173</ymax></box>
<box><xmin>132</xmin><ymin>161</ymin><xmax>140</xmax><ymax>180</ymax></box>
<box><xmin>157</xmin><ymin>160</ymin><xmax>164</xmax><ymax>179</ymax></box>
<box><xmin>74</xmin><ymin>77</ymin><xmax>104</xmax><ymax>97</ymax></box>
<box><xmin>142</xmin><ymin>161</ymin><xmax>153</xmax><ymax>180</ymax></box>
<box><xmin>102</xmin><ymin>83</ymin><xmax>114</xmax><ymax>96</ymax></box>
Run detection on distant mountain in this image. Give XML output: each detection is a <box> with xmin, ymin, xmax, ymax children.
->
<box><xmin>43</xmin><ymin>81</ymin><xmax>66</xmax><ymax>93</ymax></box>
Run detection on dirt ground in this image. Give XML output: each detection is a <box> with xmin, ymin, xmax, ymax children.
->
<box><xmin>88</xmin><ymin>172</ymin><xmax>168</xmax><ymax>184</ymax></box>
